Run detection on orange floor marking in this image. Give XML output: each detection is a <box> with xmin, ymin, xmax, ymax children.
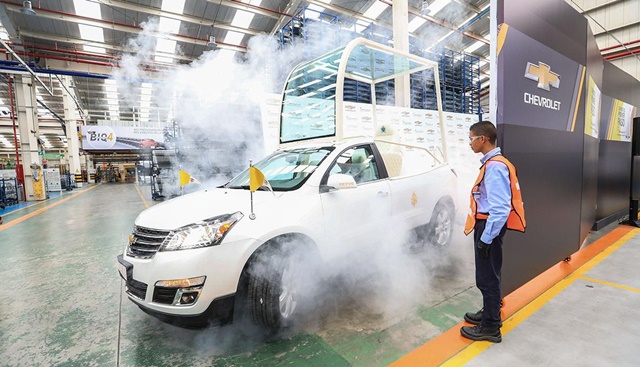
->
<box><xmin>389</xmin><ymin>225</ymin><xmax>635</xmax><ymax>367</ymax></box>
<box><xmin>0</xmin><ymin>185</ymin><xmax>98</xmax><ymax>232</ymax></box>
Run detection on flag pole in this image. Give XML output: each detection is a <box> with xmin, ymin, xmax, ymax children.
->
<box><xmin>249</xmin><ymin>160</ymin><xmax>256</xmax><ymax>220</ymax></box>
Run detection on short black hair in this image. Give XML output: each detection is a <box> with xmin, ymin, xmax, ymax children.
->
<box><xmin>469</xmin><ymin>121</ymin><xmax>497</xmax><ymax>145</ymax></box>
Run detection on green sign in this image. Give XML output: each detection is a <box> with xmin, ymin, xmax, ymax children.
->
<box><xmin>43</xmin><ymin>153</ymin><xmax>64</xmax><ymax>159</ymax></box>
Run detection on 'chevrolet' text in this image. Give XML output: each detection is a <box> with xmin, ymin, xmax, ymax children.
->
<box><xmin>523</xmin><ymin>92</ymin><xmax>561</xmax><ymax>111</ymax></box>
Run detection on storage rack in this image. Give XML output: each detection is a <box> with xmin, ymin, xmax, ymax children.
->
<box><xmin>277</xmin><ymin>7</ymin><xmax>339</xmax><ymax>48</ymax></box>
<box><xmin>0</xmin><ymin>178</ymin><xmax>19</xmax><ymax>206</ymax></box>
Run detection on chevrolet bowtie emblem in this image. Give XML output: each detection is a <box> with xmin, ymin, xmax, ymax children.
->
<box><xmin>525</xmin><ymin>62</ymin><xmax>560</xmax><ymax>91</ymax></box>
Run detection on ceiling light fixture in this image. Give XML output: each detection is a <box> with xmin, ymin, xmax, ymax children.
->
<box><xmin>20</xmin><ymin>0</ymin><xmax>37</xmax><ymax>16</ymax></box>
<box><xmin>420</xmin><ymin>0</ymin><xmax>433</xmax><ymax>15</ymax></box>
<box><xmin>207</xmin><ymin>0</ymin><xmax>223</xmax><ymax>48</ymax></box>
<box><xmin>207</xmin><ymin>35</ymin><xmax>217</xmax><ymax>48</ymax></box>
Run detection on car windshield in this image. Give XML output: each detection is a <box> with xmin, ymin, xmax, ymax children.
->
<box><xmin>225</xmin><ymin>146</ymin><xmax>334</xmax><ymax>191</ymax></box>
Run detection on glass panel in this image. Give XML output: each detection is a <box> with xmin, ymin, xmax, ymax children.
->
<box><xmin>328</xmin><ymin>145</ymin><xmax>379</xmax><ymax>184</ymax></box>
<box><xmin>226</xmin><ymin>147</ymin><xmax>334</xmax><ymax>191</ymax></box>
<box><xmin>345</xmin><ymin>45</ymin><xmax>422</xmax><ymax>82</ymax></box>
<box><xmin>281</xmin><ymin>49</ymin><xmax>343</xmax><ymax>143</ymax></box>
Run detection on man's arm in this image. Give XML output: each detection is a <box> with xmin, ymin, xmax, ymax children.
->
<box><xmin>480</xmin><ymin>161</ymin><xmax>512</xmax><ymax>244</ymax></box>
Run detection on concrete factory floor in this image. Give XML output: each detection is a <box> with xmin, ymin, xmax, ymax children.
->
<box><xmin>1</xmin><ymin>183</ymin><xmax>639</xmax><ymax>366</ymax></box>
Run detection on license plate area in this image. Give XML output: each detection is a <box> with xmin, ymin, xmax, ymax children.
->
<box><xmin>117</xmin><ymin>254</ymin><xmax>133</xmax><ymax>281</ymax></box>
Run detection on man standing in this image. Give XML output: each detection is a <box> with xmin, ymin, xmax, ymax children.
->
<box><xmin>461</xmin><ymin>121</ymin><xmax>526</xmax><ymax>343</ymax></box>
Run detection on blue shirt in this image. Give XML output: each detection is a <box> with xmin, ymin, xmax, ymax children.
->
<box><xmin>476</xmin><ymin>147</ymin><xmax>511</xmax><ymax>244</ymax></box>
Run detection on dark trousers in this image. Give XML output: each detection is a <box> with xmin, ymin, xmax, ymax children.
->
<box><xmin>474</xmin><ymin>219</ymin><xmax>507</xmax><ymax>329</ymax></box>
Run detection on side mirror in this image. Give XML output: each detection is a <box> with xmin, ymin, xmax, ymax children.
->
<box><xmin>326</xmin><ymin>173</ymin><xmax>357</xmax><ymax>190</ymax></box>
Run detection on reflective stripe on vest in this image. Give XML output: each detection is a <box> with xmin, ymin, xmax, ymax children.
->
<box><xmin>463</xmin><ymin>155</ymin><xmax>526</xmax><ymax>235</ymax></box>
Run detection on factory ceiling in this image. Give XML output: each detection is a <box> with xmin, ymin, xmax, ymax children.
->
<box><xmin>0</xmin><ymin>0</ymin><xmax>632</xmax><ymax>154</ymax></box>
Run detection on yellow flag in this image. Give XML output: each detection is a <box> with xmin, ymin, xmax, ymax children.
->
<box><xmin>249</xmin><ymin>166</ymin><xmax>272</xmax><ymax>192</ymax></box>
<box><xmin>179</xmin><ymin>170</ymin><xmax>191</xmax><ymax>187</ymax></box>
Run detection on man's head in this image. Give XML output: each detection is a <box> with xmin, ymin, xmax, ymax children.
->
<box><xmin>469</xmin><ymin>121</ymin><xmax>497</xmax><ymax>154</ymax></box>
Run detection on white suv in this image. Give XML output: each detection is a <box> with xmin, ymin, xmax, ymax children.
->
<box><xmin>118</xmin><ymin>38</ymin><xmax>457</xmax><ymax>331</ymax></box>
<box><xmin>118</xmin><ymin>137</ymin><xmax>456</xmax><ymax>330</ymax></box>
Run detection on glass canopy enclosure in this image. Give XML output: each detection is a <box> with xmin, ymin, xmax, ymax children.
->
<box><xmin>280</xmin><ymin>37</ymin><xmax>444</xmax><ymax>148</ymax></box>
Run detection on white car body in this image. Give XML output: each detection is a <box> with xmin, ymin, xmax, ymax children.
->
<box><xmin>118</xmin><ymin>137</ymin><xmax>457</xmax><ymax>328</ymax></box>
<box><xmin>118</xmin><ymin>38</ymin><xmax>457</xmax><ymax>330</ymax></box>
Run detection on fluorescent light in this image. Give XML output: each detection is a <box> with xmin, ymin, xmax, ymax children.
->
<box><xmin>427</xmin><ymin>0</ymin><xmax>451</xmax><ymax>16</ymax></box>
<box><xmin>408</xmin><ymin>17</ymin><xmax>427</xmax><ymax>32</ymax></box>
<box><xmin>159</xmin><ymin>17</ymin><xmax>180</xmax><ymax>33</ymax></box>
<box><xmin>224</xmin><ymin>31</ymin><xmax>244</xmax><ymax>45</ymax></box>
<box><xmin>362</xmin><ymin>1</ymin><xmax>388</xmax><ymax>19</ymax></box>
<box><xmin>84</xmin><ymin>45</ymin><xmax>106</xmax><ymax>54</ymax></box>
<box><xmin>75</xmin><ymin>1</ymin><xmax>106</xmax><ymax>54</ymax></box>
<box><xmin>74</xmin><ymin>0</ymin><xmax>101</xmax><ymax>17</ymax></box>
<box><xmin>231</xmin><ymin>10</ymin><xmax>254</xmax><ymax>28</ymax></box>
<box><xmin>78</xmin><ymin>24</ymin><xmax>105</xmax><ymax>53</ymax></box>
<box><xmin>464</xmin><ymin>40</ymin><xmax>485</xmax><ymax>54</ymax></box>
<box><xmin>155</xmin><ymin>55</ymin><xmax>174</xmax><ymax>63</ymax></box>
<box><xmin>156</xmin><ymin>38</ymin><xmax>176</xmax><ymax>53</ymax></box>
<box><xmin>161</xmin><ymin>0</ymin><xmax>185</xmax><ymax>13</ymax></box>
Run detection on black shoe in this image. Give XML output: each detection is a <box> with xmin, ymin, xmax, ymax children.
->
<box><xmin>464</xmin><ymin>309</ymin><xmax>483</xmax><ymax>325</ymax></box>
<box><xmin>460</xmin><ymin>324</ymin><xmax>502</xmax><ymax>343</ymax></box>
<box><xmin>464</xmin><ymin>308</ymin><xmax>503</xmax><ymax>327</ymax></box>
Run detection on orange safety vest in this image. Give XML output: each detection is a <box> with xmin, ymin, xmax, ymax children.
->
<box><xmin>464</xmin><ymin>155</ymin><xmax>526</xmax><ymax>235</ymax></box>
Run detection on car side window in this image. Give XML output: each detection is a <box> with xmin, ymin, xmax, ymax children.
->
<box><xmin>328</xmin><ymin>145</ymin><xmax>380</xmax><ymax>184</ymax></box>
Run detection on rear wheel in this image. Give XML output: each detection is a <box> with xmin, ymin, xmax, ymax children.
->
<box><xmin>429</xmin><ymin>201</ymin><xmax>455</xmax><ymax>247</ymax></box>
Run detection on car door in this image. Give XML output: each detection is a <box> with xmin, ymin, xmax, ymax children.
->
<box><xmin>319</xmin><ymin>144</ymin><xmax>392</xmax><ymax>259</ymax></box>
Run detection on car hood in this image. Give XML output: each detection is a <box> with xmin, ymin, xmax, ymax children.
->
<box><xmin>135</xmin><ymin>188</ymin><xmax>280</xmax><ymax>230</ymax></box>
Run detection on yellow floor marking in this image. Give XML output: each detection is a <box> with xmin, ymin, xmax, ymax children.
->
<box><xmin>441</xmin><ymin>228</ymin><xmax>640</xmax><ymax>366</ymax></box>
<box><xmin>0</xmin><ymin>185</ymin><xmax>95</xmax><ymax>216</ymax></box>
<box><xmin>581</xmin><ymin>275</ymin><xmax>640</xmax><ymax>293</ymax></box>
<box><xmin>134</xmin><ymin>184</ymin><xmax>150</xmax><ymax>208</ymax></box>
<box><xmin>0</xmin><ymin>185</ymin><xmax>99</xmax><ymax>231</ymax></box>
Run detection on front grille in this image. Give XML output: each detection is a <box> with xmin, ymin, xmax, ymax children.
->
<box><xmin>127</xmin><ymin>226</ymin><xmax>170</xmax><ymax>259</ymax></box>
<box><xmin>153</xmin><ymin>286</ymin><xmax>178</xmax><ymax>305</ymax></box>
<box><xmin>125</xmin><ymin>279</ymin><xmax>148</xmax><ymax>301</ymax></box>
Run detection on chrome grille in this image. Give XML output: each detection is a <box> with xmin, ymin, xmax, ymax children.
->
<box><xmin>127</xmin><ymin>226</ymin><xmax>170</xmax><ymax>259</ymax></box>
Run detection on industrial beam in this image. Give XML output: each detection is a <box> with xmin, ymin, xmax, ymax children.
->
<box><xmin>96</xmin><ymin>0</ymin><xmax>260</xmax><ymax>36</ymax></box>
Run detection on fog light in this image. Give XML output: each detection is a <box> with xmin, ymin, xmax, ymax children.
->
<box><xmin>174</xmin><ymin>288</ymin><xmax>202</xmax><ymax>306</ymax></box>
<box><xmin>180</xmin><ymin>291</ymin><xmax>199</xmax><ymax>305</ymax></box>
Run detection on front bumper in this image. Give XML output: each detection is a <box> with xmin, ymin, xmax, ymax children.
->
<box><xmin>117</xmin><ymin>238</ymin><xmax>256</xmax><ymax>324</ymax></box>
<box><xmin>135</xmin><ymin>293</ymin><xmax>236</xmax><ymax>328</ymax></box>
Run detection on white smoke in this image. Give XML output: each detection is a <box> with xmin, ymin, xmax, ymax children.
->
<box><xmin>116</xmin><ymin>17</ymin><xmax>478</xmax><ymax>347</ymax></box>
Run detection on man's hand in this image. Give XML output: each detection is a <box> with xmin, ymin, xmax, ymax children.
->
<box><xmin>477</xmin><ymin>240</ymin><xmax>490</xmax><ymax>258</ymax></box>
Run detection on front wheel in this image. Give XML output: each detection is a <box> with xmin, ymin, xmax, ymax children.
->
<box><xmin>429</xmin><ymin>201</ymin><xmax>455</xmax><ymax>247</ymax></box>
<box><xmin>245</xmin><ymin>242</ymin><xmax>310</xmax><ymax>332</ymax></box>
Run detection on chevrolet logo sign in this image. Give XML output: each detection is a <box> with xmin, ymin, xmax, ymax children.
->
<box><xmin>525</xmin><ymin>62</ymin><xmax>560</xmax><ymax>91</ymax></box>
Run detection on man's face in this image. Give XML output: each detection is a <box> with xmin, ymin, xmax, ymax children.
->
<box><xmin>468</xmin><ymin>132</ymin><xmax>485</xmax><ymax>154</ymax></box>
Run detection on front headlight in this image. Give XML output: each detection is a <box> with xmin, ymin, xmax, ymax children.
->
<box><xmin>159</xmin><ymin>212</ymin><xmax>244</xmax><ymax>251</ymax></box>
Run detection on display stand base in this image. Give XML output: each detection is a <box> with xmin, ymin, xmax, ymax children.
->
<box><xmin>621</xmin><ymin>219</ymin><xmax>640</xmax><ymax>227</ymax></box>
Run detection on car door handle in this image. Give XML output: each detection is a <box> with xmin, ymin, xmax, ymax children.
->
<box><xmin>378</xmin><ymin>191</ymin><xmax>389</xmax><ymax>197</ymax></box>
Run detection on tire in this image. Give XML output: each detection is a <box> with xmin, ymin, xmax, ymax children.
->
<box><xmin>429</xmin><ymin>201</ymin><xmax>455</xmax><ymax>247</ymax></box>
<box><xmin>246</xmin><ymin>242</ymin><xmax>306</xmax><ymax>332</ymax></box>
